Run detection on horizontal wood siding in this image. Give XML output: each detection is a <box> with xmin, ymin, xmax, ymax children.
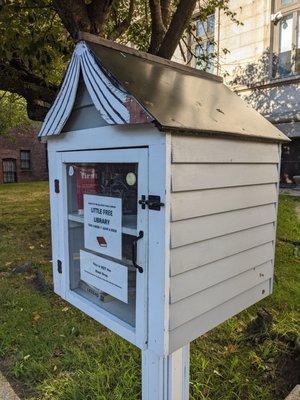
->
<box><xmin>171</xmin><ymin>204</ymin><xmax>276</xmax><ymax>248</ymax></box>
<box><xmin>170</xmin><ymin>244</ymin><xmax>274</xmax><ymax>303</ymax></box>
<box><xmin>169</xmin><ymin>281</ymin><xmax>270</xmax><ymax>353</ymax></box>
<box><xmin>172</xmin><ymin>163</ymin><xmax>278</xmax><ymax>192</ymax></box>
<box><xmin>171</xmin><ymin>183</ymin><xmax>277</xmax><ymax>221</ymax></box>
<box><xmin>169</xmin><ymin>135</ymin><xmax>279</xmax><ymax>353</ymax></box>
<box><xmin>170</xmin><ymin>262</ymin><xmax>273</xmax><ymax>330</ymax></box>
<box><xmin>172</xmin><ymin>136</ymin><xmax>279</xmax><ymax>164</ymax></box>
<box><xmin>170</xmin><ymin>223</ymin><xmax>275</xmax><ymax>275</ymax></box>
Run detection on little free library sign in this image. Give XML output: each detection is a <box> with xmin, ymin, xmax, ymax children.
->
<box><xmin>84</xmin><ymin>194</ymin><xmax>122</xmax><ymax>259</ymax></box>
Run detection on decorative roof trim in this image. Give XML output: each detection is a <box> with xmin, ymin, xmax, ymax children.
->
<box><xmin>38</xmin><ymin>42</ymin><xmax>153</xmax><ymax>137</ymax></box>
<box><xmin>39</xmin><ymin>52</ymin><xmax>80</xmax><ymax>137</ymax></box>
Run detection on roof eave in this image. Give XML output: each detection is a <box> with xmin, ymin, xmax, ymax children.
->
<box><xmin>156</xmin><ymin>124</ymin><xmax>291</xmax><ymax>143</ymax></box>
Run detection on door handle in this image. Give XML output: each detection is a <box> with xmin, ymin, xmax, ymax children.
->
<box><xmin>131</xmin><ymin>231</ymin><xmax>144</xmax><ymax>273</ymax></box>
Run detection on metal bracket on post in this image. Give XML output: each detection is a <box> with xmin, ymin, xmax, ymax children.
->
<box><xmin>142</xmin><ymin>345</ymin><xmax>190</xmax><ymax>400</ymax></box>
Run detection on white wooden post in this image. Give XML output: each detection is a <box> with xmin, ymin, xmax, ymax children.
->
<box><xmin>142</xmin><ymin>344</ymin><xmax>190</xmax><ymax>400</ymax></box>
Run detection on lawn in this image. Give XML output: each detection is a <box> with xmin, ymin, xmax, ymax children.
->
<box><xmin>0</xmin><ymin>181</ymin><xmax>299</xmax><ymax>400</ymax></box>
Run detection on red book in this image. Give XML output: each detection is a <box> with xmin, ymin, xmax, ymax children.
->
<box><xmin>97</xmin><ymin>236</ymin><xmax>107</xmax><ymax>247</ymax></box>
<box><xmin>76</xmin><ymin>166</ymin><xmax>98</xmax><ymax>211</ymax></box>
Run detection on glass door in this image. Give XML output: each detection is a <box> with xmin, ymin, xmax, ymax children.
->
<box><xmin>59</xmin><ymin>148</ymin><xmax>148</xmax><ymax>346</ymax></box>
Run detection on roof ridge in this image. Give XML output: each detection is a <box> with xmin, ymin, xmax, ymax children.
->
<box><xmin>77</xmin><ymin>31</ymin><xmax>223</xmax><ymax>83</ymax></box>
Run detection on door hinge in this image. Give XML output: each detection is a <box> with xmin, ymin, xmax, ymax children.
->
<box><xmin>57</xmin><ymin>259</ymin><xmax>62</xmax><ymax>274</ymax></box>
<box><xmin>139</xmin><ymin>195</ymin><xmax>165</xmax><ymax>211</ymax></box>
<box><xmin>54</xmin><ymin>179</ymin><xmax>60</xmax><ymax>194</ymax></box>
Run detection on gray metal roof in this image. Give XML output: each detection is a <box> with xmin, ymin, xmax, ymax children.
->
<box><xmin>83</xmin><ymin>34</ymin><xmax>288</xmax><ymax>142</ymax></box>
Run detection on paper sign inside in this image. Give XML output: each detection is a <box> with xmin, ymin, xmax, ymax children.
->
<box><xmin>80</xmin><ymin>250</ymin><xmax>128</xmax><ymax>303</ymax></box>
<box><xmin>84</xmin><ymin>194</ymin><xmax>122</xmax><ymax>259</ymax></box>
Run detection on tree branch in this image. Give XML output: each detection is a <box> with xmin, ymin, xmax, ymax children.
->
<box><xmin>52</xmin><ymin>0</ymin><xmax>91</xmax><ymax>38</ymax></box>
<box><xmin>108</xmin><ymin>0</ymin><xmax>135</xmax><ymax>41</ymax></box>
<box><xmin>87</xmin><ymin>0</ymin><xmax>113</xmax><ymax>36</ymax></box>
<box><xmin>156</xmin><ymin>0</ymin><xmax>197</xmax><ymax>59</ymax></box>
<box><xmin>148</xmin><ymin>0</ymin><xmax>166</xmax><ymax>54</ymax></box>
<box><xmin>160</xmin><ymin>0</ymin><xmax>172</xmax><ymax>28</ymax></box>
<box><xmin>0</xmin><ymin>61</ymin><xmax>57</xmax><ymax>120</ymax></box>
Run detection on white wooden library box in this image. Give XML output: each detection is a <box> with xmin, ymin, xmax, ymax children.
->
<box><xmin>39</xmin><ymin>32</ymin><xmax>288</xmax><ymax>357</ymax></box>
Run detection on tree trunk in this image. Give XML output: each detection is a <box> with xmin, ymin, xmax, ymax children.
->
<box><xmin>148</xmin><ymin>0</ymin><xmax>166</xmax><ymax>54</ymax></box>
<box><xmin>157</xmin><ymin>0</ymin><xmax>197</xmax><ymax>59</ymax></box>
<box><xmin>53</xmin><ymin>0</ymin><xmax>91</xmax><ymax>39</ymax></box>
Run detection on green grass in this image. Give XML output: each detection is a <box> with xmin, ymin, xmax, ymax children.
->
<box><xmin>0</xmin><ymin>182</ymin><xmax>299</xmax><ymax>399</ymax></box>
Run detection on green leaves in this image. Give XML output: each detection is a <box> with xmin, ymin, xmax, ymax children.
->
<box><xmin>0</xmin><ymin>91</ymin><xmax>32</xmax><ymax>134</ymax></box>
<box><xmin>0</xmin><ymin>0</ymin><xmax>240</xmax><ymax>123</ymax></box>
<box><xmin>0</xmin><ymin>0</ymin><xmax>72</xmax><ymax>85</ymax></box>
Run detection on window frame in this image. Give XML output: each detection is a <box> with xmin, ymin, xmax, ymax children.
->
<box><xmin>2</xmin><ymin>158</ymin><xmax>17</xmax><ymax>183</ymax></box>
<box><xmin>20</xmin><ymin>150</ymin><xmax>31</xmax><ymax>171</ymax></box>
<box><xmin>192</xmin><ymin>12</ymin><xmax>216</xmax><ymax>73</ymax></box>
<box><xmin>275</xmin><ymin>0</ymin><xmax>299</xmax><ymax>14</ymax></box>
<box><xmin>272</xmin><ymin>0</ymin><xmax>300</xmax><ymax>77</ymax></box>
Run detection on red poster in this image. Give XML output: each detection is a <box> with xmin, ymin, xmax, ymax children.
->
<box><xmin>76</xmin><ymin>167</ymin><xmax>98</xmax><ymax>211</ymax></box>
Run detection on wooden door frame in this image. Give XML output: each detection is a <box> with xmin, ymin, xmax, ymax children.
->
<box><xmin>58</xmin><ymin>147</ymin><xmax>149</xmax><ymax>349</ymax></box>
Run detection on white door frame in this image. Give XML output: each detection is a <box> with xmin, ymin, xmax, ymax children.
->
<box><xmin>57</xmin><ymin>147</ymin><xmax>149</xmax><ymax>349</ymax></box>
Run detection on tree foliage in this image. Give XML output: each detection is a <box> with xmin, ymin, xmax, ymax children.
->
<box><xmin>0</xmin><ymin>92</ymin><xmax>33</xmax><ymax>134</ymax></box>
<box><xmin>0</xmin><ymin>0</ymin><xmax>240</xmax><ymax>124</ymax></box>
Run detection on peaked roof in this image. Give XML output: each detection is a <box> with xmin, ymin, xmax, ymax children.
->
<box><xmin>39</xmin><ymin>32</ymin><xmax>288</xmax><ymax>142</ymax></box>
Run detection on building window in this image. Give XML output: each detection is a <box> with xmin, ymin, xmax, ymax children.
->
<box><xmin>195</xmin><ymin>42</ymin><xmax>215</xmax><ymax>73</ymax></box>
<box><xmin>194</xmin><ymin>13</ymin><xmax>215</xmax><ymax>73</ymax></box>
<box><xmin>273</xmin><ymin>0</ymin><xmax>300</xmax><ymax>77</ymax></box>
<box><xmin>2</xmin><ymin>159</ymin><xmax>17</xmax><ymax>183</ymax></box>
<box><xmin>20</xmin><ymin>150</ymin><xmax>31</xmax><ymax>170</ymax></box>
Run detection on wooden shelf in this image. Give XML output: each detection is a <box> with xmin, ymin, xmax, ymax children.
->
<box><xmin>68</xmin><ymin>213</ymin><xmax>137</xmax><ymax>236</ymax></box>
<box><xmin>68</xmin><ymin>213</ymin><xmax>84</xmax><ymax>223</ymax></box>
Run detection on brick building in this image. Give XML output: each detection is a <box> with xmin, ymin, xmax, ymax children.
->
<box><xmin>174</xmin><ymin>0</ymin><xmax>300</xmax><ymax>185</ymax></box>
<box><xmin>0</xmin><ymin>129</ymin><xmax>48</xmax><ymax>183</ymax></box>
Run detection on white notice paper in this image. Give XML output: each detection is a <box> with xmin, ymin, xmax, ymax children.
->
<box><xmin>80</xmin><ymin>250</ymin><xmax>128</xmax><ymax>303</ymax></box>
<box><xmin>84</xmin><ymin>194</ymin><xmax>122</xmax><ymax>259</ymax></box>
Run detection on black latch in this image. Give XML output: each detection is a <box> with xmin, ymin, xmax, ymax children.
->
<box><xmin>54</xmin><ymin>179</ymin><xmax>60</xmax><ymax>194</ymax></box>
<box><xmin>139</xmin><ymin>195</ymin><xmax>165</xmax><ymax>211</ymax></box>
<box><xmin>147</xmin><ymin>195</ymin><xmax>165</xmax><ymax>211</ymax></box>
<box><xmin>57</xmin><ymin>259</ymin><xmax>62</xmax><ymax>274</ymax></box>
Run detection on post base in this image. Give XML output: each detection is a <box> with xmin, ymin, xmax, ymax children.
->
<box><xmin>142</xmin><ymin>345</ymin><xmax>190</xmax><ymax>400</ymax></box>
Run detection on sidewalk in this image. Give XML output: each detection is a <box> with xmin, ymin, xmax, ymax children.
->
<box><xmin>0</xmin><ymin>373</ymin><xmax>20</xmax><ymax>400</ymax></box>
<box><xmin>285</xmin><ymin>385</ymin><xmax>300</xmax><ymax>400</ymax></box>
<box><xmin>280</xmin><ymin>188</ymin><xmax>300</xmax><ymax>197</ymax></box>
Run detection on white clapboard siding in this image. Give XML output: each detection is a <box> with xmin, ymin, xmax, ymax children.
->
<box><xmin>168</xmin><ymin>134</ymin><xmax>279</xmax><ymax>353</ymax></box>
<box><xmin>170</xmin><ymin>243</ymin><xmax>274</xmax><ymax>303</ymax></box>
<box><xmin>171</xmin><ymin>136</ymin><xmax>279</xmax><ymax>164</ymax></box>
<box><xmin>171</xmin><ymin>183</ymin><xmax>277</xmax><ymax>221</ymax></box>
<box><xmin>169</xmin><ymin>261</ymin><xmax>273</xmax><ymax>330</ymax></box>
<box><xmin>170</xmin><ymin>223</ymin><xmax>275</xmax><ymax>276</ymax></box>
<box><xmin>171</xmin><ymin>204</ymin><xmax>276</xmax><ymax>248</ymax></box>
<box><xmin>171</xmin><ymin>163</ymin><xmax>278</xmax><ymax>192</ymax></box>
<box><xmin>169</xmin><ymin>280</ymin><xmax>270</xmax><ymax>353</ymax></box>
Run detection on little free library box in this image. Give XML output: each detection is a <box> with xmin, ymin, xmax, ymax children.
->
<box><xmin>39</xmin><ymin>32</ymin><xmax>288</xmax><ymax>400</ymax></box>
